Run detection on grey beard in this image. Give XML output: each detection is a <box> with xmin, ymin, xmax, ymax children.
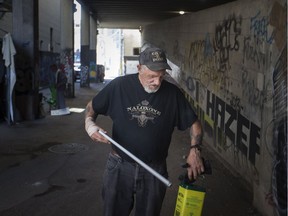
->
<box><xmin>143</xmin><ymin>85</ymin><xmax>160</xmax><ymax>93</ymax></box>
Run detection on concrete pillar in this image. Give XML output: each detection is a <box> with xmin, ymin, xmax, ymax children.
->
<box><xmin>80</xmin><ymin>5</ymin><xmax>90</xmax><ymax>87</ymax></box>
<box><xmin>60</xmin><ymin>0</ymin><xmax>74</xmax><ymax>98</ymax></box>
<box><xmin>89</xmin><ymin>16</ymin><xmax>97</xmax><ymax>81</ymax></box>
<box><xmin>12</xmin><ymin>0</ymin><xmax>39</xmax><ymax>121</ymax></box>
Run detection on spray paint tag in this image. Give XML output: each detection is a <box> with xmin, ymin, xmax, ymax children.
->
<box><xmin>174</xmin><ymin>183</ymin><xmax>206</xmax><ymax>216</ymax></box>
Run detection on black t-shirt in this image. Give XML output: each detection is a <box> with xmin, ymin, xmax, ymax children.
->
<box><xmin>92</xmin><ymin>74</ymin><xmax>197</xmax><ymax>162</ymax></box>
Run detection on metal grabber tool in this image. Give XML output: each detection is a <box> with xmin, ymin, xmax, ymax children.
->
<box><xmin>98</xmin><ymin>130</ymin><xmax>172</xmax><ymax>187</ymax></box>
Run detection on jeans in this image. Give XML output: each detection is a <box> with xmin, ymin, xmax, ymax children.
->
<box><xmin>102</xmin><ymin>153</ymin><xmax>168</xmax><ymax>216</ymax></box>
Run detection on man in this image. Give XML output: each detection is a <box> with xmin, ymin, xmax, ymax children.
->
<box><xmin>55</xmin><ymin>68</ymin><xmax>67</xmax><ymax>109</ymax></box>
<box><xmin>85</xmin><ymin>47</ymin><xmax>204</xmax><ymax>216</ymax></box>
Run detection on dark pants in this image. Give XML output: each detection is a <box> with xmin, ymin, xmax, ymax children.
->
<box><xmin>102</xmin><ymin>153</ymin><xmax>168</xmax><ymax>216</ymax></box>
<box><xmin>56</xmin><ymin>90</ymin><xmax>66</xmax><ymax>109</ymax></box>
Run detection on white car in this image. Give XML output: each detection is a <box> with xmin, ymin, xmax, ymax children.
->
<box><xmin>74</xmin><ymin>62</ymin><xmax>81</xmax><ymax>81</ymax></box>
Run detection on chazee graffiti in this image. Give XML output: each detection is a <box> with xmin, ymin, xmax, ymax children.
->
<box><xmin>184</xmin><ymin>78</ymin><xmax>261</xmax><ymax>166</ymax></box>
<box><xmin>175</xmin><ymin>4</ymin><xmax>286</xmax><ymax>214</ymax></box>
<box><xmin>177</xmin><ymin>10</ymin><xmax>280</xmax><ymax>166</ymax></box>
<box><xmin>147</xmin><ymin>2</ymin><xmax>286</xmax><ymax>214</ymax></box>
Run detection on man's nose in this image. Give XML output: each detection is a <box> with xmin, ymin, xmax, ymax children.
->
<box><xmin>153</xmin><ymin>77</ymin><xmax>161</xmax><ymax>85</ymax></box>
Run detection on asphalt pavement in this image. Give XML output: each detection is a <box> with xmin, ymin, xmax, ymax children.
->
<box><xmin>0</xmin><ymin>79</ymin><xmax>262</xmax><ymax>216</ymax></box>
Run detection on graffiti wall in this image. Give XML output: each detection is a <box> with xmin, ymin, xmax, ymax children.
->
<box><xmin>39</xmin><ymin>51</ymin><xmax>60</xmax><ymax>88</ymax></box>
<box><xmin>60</xmin><ymin>48</ymin><xmax>74</xmax><ymax>97</ymax></box>
<box><xmin>142</xmin><ymin>0</ymin><xmax>287</xmax><ymax>215</ymax></box>
<box><xmin>39</xmin><ymin>49</ymin><xmax>73</xmax><ymax>97</ymax></box>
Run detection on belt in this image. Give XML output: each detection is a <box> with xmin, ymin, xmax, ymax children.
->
<box><xmin>111</xmin><ymin>149</ymin><xmax>121</xmax><ymax>157</ymax></box>
<box><xmin>110</xmin><ymin>149</ymin><xmax>163</xmax><ymax>165</ymax></box>
<box><xmin>111</xmin><ymin>149</ymin><xmax>138</xmax><ymax>165</ymax></box>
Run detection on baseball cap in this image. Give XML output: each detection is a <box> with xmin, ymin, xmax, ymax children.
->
<box><xmin>139</xmin><ymin>47</ymin><xmax>172</xmax><ymax>71</ymax></box>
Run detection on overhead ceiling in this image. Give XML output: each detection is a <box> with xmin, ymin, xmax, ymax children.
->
<box><xmin>78</xmin><ymin>0</ymin><xmax>236</xmax><ymax>29</ymax></box>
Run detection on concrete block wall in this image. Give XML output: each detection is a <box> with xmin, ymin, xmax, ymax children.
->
<box><xmin>39</xmin><ymin>0</ymin><xmax>61</xmax><ymax>53</ymax></box>
<box><xmin>39</xmin><ymin>0</ymin><xmax>75</xmax><ymax>97</ymax></box>
<box><xmin>142</xmin><ymin>0</ymin><xmax>287</xmax><ymax>215</ymax></box>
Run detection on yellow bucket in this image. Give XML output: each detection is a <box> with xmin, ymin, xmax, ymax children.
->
<box><xmin>174</xmin><ymin>183</ymin><xmax>206</xmax><ymax>216</ymax></box>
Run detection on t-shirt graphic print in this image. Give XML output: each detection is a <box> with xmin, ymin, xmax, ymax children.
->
<box><xmin>126</xmin><ymin>100</ymin><xmax>161</xmax><ymax>127</ymax></box>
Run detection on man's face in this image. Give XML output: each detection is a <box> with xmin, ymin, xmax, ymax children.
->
<box><xmin>138</xmin><ymin>65</ymin><xmax>165</xmax><ymax>93</ymax></box>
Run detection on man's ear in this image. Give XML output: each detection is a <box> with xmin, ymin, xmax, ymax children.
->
<box><xmin>137</xmin><ymin>64</ymin><xmax>141</xmax><ymax>71</ymax></box>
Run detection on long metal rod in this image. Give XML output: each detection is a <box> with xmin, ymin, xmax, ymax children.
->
<box><xmin>98</xmin><ymin>130</ymin><xmax>172</xmax><ymax>187</ymax></box>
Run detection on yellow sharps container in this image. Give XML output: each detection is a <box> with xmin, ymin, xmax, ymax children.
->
<box><xmin>174</xmin><ymin>182</ymin><xmax>206</xmax><ymax>216</ymax></box>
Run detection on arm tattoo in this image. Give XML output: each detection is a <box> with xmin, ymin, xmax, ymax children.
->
<box><xmin>192</xmin><ymin>134</ymin><xmax>203</xmax><ymax>145</ymax></box>
<box><xmin>190</xmin><ymin>121</ymin><xmax>203</xmax><ymax>145</ymax></box>
<box><xmin>85</xmin><ymin>101</ymin><xmax>97</xmax><ymax>120</ymax></box>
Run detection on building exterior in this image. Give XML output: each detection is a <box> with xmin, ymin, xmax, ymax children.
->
<box><xmin>97</xmin><ymin>29</ymin><xmax>141</xmax><ymax>77</ymax></box>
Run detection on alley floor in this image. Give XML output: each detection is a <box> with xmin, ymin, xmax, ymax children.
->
<box><xmin>0</xmin><ymin>79</ymin><xmax>262</xmax><ymax>216</ymax></box>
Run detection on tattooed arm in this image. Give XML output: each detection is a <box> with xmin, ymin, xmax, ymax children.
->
<box><xmin>85</xmin><ymin>100</ymin><xmax>110</xmax><ymax>144</ymax></box>
<box><xmin>186</xmin><ymin>119</ymin><xmax>204</xmax><ymax>180</ymax></box>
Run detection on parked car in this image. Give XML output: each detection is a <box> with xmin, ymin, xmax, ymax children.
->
<box><xmin>73</xmin><ymin>62</ymin><xmax>105</xmax><ymax>83</ymax></box>
<box><xmin>74</xmin><ymin>62</ymin><xmax>81</xmax><ymax>81</ymax></box>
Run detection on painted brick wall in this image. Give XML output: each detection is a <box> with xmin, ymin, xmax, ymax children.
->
<box><xmin>142</xmin><ymin>0</ymin><xmax>287</xmax><ymax>215</ymax></box>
